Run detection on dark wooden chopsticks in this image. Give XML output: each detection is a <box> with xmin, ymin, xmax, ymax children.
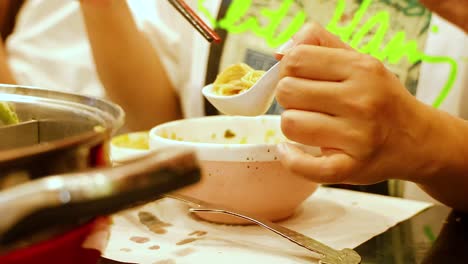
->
<box><xmin>167</xmin><ymin>0</ymin><xmax>221</xmax><ymax>43</ymax></box>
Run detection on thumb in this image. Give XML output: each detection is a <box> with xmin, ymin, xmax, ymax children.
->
<box><xmin>293</xmin><ymin>22</ymin><xmax>353</xmax><ymax>49</ymax></box>
<box><xmin>277</xmin><ymin>142</ymin><xmax>355</xmax><ymax>184</ymax></box>
<box><xmin>275</xmin><ymin>22</ymin><xmax>353</xmax><ymax>59</ymax></box>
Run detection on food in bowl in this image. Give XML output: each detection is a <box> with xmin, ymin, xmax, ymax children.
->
<box><xmin>149</xmin><ymin>115</ymin><xmax>320</xmax><ymax>224</ymax></box>
<box><xmin>110</xmin><ymin>131</ymin><xmax>150</xmax><ymax>164</ymax></box>
<box><xmin>0</xmin><ymin>102</ymin><xmax>19</xmax><ymax>126</ymax></box>
<box><xmin>112</xmin><ymin>131</ymin><xmax>149</xmax><ymax>149</ymax></box>
<box><xmin>213</xmin><ymin>63</ymin><xmax>265</xmax><ymax>96</ymax></box>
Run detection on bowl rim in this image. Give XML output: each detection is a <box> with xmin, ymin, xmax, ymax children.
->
<box><xmin>149</xmin><ymin>115</ymin><xmax>283</xmax><ymax>149</ymax></box>
<box><xmin>148</xmin><ymin>115</ymin><xmax>320</xmax><ymax>162</ymax></box>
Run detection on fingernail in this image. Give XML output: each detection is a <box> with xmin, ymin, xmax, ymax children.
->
<box><xmin>276</xmin><ymin>39</ymin><xmax>294</xmax><ymax>55</ymax></box>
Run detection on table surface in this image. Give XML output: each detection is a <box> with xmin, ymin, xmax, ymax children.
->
<box><xmin>354</xmin><ymin>205</ymin><xmax>467</xmax><ymax>263</ymax></box>
<box><xmin>100</xmin><ymin>204</ymin><xmax>468</xmax><ymax>264</ymax></box>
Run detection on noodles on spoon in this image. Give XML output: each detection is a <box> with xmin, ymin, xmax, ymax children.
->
<box><xmin>213</xmin><ymin>63</ymin><xmax>266</xmax><ymax>96</ymax></box>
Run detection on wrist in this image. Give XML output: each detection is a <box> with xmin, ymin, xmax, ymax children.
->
<box><xmin>412</xmin><ymin>103</ymin><xmax>468</xmax><ymax>184</ymax></box>
<box><xmin>411</xmin><ymin>104</ymin><xmax>468</xmax><ymax>212</ymax></box>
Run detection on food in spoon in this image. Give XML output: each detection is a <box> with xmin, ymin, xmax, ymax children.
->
<box><xmin>0</xmin><ymin>102</ymin><xmax>19</xmax><ymax>126</ymax></box>
<box><xmin>213</xmin><ymin>63</ymin><xmax>265</xmax><ymax>96</ymax></box>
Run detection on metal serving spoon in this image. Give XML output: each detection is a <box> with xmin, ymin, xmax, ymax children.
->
<box><xmin>202</xmin><ymin>62</ymin><xmax>281</xmax><ymax>116</ymax></box>
<box><xmin>165</xmin><ymin>193</ymin><xmax>361</xmax><ymax>264</ymax></box>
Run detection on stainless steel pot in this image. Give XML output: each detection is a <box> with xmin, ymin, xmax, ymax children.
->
<box><xmin>0</xmin><ymin>84</ymin><xmax>125</xmax><ymax>185</ymax></box>
<box><xmin>0</xmin><ymin>85</ymin><xmax>201</xmax><ymax>263</ymax></box>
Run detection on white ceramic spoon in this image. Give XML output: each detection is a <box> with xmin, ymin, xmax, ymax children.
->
<box><xmin>202</xmin><ymin>61</ymin><xmax>281</xmax><ymax>116</ymax></box>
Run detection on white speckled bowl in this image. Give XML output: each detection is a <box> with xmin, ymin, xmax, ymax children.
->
<box><xmin>149</xmin><ymin>115</ymin><xmax>320</xmax><ymax>224</ymax></box>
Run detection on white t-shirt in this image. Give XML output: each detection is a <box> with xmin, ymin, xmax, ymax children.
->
<box><xmin>7</xmin><ymin>0</ymin><xmax>101</xmax><ymax>97</ymax></box>
<box><xmin>5</xmin><ymin>0</ymin><xmax>162</xmax><ymax>98</ymax></box>
<box><xmin>416</xmin><ymin>15</ymin><xmax>468</xmax><ymax>118</ymax></box>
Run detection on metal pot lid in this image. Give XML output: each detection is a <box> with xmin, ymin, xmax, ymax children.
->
<box><xmin>0</xmin><ymin>84</ymin><xmax>124</xmax><ymax>150</ymax></box>
<box><xmin>0</xmin><ymin>84</ymin><xmax>125</xmax><ymax>183</ymax></box>
<box><xmin>0</xmin><ymin>84</ymin><xmax>125</xmax><ymax>136</ymax></box>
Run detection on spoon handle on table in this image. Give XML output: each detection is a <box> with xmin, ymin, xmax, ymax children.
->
<box><xmin>166</xmin><ymin>193</ymin><xmax>362</xmax><ymax>264</ymax></box>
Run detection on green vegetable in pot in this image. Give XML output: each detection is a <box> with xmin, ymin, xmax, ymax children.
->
<box><xmin>0</xmin><ymin>102</ymin><xmax>19</xmax><ymax>126</ymax></box>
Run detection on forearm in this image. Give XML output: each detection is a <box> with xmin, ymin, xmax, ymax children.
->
<box><xmin>419</xmin><ymin>0</ymin><xmax>468</xmax><ymax>32</ymax></box>
<box><xmin>79</xmin><ymin>0</ymin><xmax>181</xmax><ymax>131</ymax></box>
<box><xmin>415</xmin><ymin>105</ymin><xmax>468</xmax><ymax>212</ymax></box>
<box><xmin>0</xmin><ymin>40</ymin><xmax>16</xmax><ymax>84</ymax></box>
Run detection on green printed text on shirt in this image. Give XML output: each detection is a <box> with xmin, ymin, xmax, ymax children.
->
<box><xmin>197</xmin><ymin>0</ymin><xmax>459</xmax><ymax>107</ymax></box>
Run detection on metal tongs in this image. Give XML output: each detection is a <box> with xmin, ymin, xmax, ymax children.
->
<box><xmin>0</xmin><ymin>148</ymin><xmax>200</xmax><ymax>251</ymax></box>
<box><xmin>167</xmin><ymin>0</ymin><xmax>221</xmax><ymax>43</ymax></box>
<box><xmin>166</xmin><ymin>193</ymin><xmax>362</xmax><ymax>264</ymax></box>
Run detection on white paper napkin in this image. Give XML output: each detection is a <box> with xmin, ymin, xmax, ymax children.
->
<box><xmin>102</xmin><ymin>187</ymin><xmax>432</xmax><ymax>264</ymax></box>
